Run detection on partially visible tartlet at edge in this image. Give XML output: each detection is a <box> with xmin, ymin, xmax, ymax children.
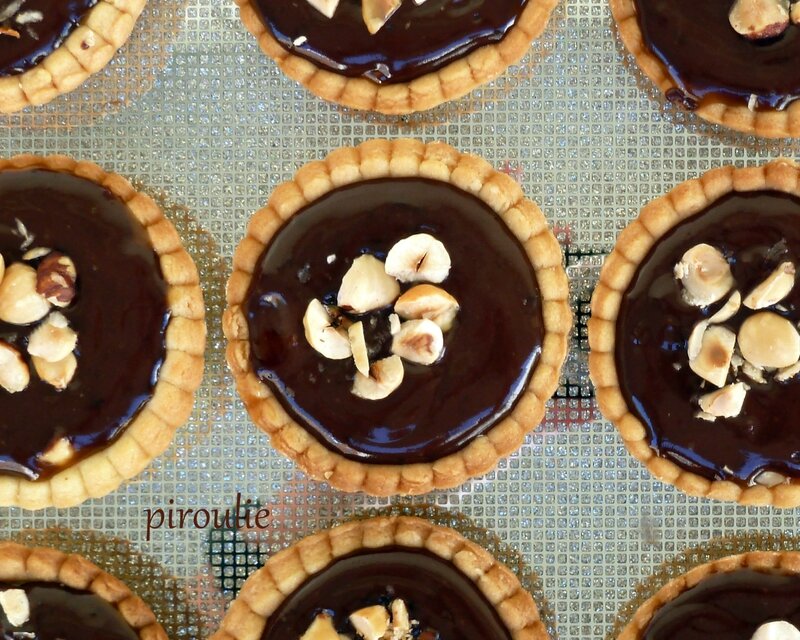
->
<box><xmin>0</xmin><ymin>155</ymin><xmax>205</xmax><ymax>510</ymax></box>
<box><xmin>0</xmin><ymin>0</ymin><xmax>149</xmax><ymax>113</ymax></box>
<box><xmin>234</xmin><ymin>0</ymin><xmax>559</xmax><ymax>114</ymax></box>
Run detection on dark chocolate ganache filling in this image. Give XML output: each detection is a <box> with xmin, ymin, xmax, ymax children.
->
<box><xmin>617</xmin><ymin>191</ymin><xmax>800</xmax><ymax>484</ymax></box>
<box><xmin>254</xmin><ymin>0</ymin><xmax>529</xmax><ymax>85</ymax></box>
<box><xmin>642</xmin><ymin>569</ymin><xmax>800</xmax><ymax>640</ymax></box>
<box><xmin>261</xmin><ymin>547</ymin><xmax>513</xmax><ymax>639</ymax></box>
<box><xmin>635</xmin><ymin>0</ymin><xmax>800</xmax><ymax>110</ymax></box>
<box><xmin>245</xmin><ymin>178</ymin><xmax>542</xmax><ymax>465</ymax></box>
<box><xmin>0</xmin><ymin>0</ymin><xmax>98</xmax><ymax>77</ymax></box>
<box><xmin>0</xmin><ymin>582</ymin><xmax>139</xmax><ymax>640</ymax></box>
<box><xmin>0</xmin><ymin>169</ymin><xmax>168</xmax><ymax>480</ymax></box>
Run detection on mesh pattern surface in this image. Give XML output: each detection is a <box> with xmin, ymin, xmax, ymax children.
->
<box><xmin>2</xmin><ymin>1</ymin><xmax>800</xmax><ymax>638</ymax></box>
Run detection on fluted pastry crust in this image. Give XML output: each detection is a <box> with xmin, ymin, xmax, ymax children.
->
<box><xmin>224</xmin><ymin>139</ymin><xmax>571</xmax><ymax>496</ymax></box>
<box><xmin>0</xmin><ymin>154</ymin><xmax>206</xmax><ymax>510</ymax></box>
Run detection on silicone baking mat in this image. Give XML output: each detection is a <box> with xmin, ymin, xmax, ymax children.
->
<box><xmin>3</xmin><ymin>0</ymin><xmax>800</xmax><ymax>638</ymax></box>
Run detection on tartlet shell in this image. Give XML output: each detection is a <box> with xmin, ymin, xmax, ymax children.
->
<box><xmin>0</xmin><ymin>154</ymin><xmax>206</xmax><ymax>510</ymax></box>
<box><xmin>0</xmin><ymin>0</ymin><xmax>148</xmax><ymax>113</ymax></box>
<box><xmin>0</xmin><ymin>541</ymin><xmax>168</xmax><ymax>640</ymax></box>
<box><xmin>224</xmin><ymin>138</ymin><xmax>571</xmax><ymax>497</ymax></box>
<box><xmin>609</xmin><ymin>0</ymin><xmax>800</xmax><ymax>138</ymax></box>
<box><xmin>589</xmin><ymin>159</ymin><xmax>800</xmax><ymax>507</ymax></box>
<box><xmin>210</xmin><ymin>515</ymin><xmax>551</xmax><ymax>640</ymax></box>
<box><xmin>234</xmin><ymin>0</ymin><xmax>559</xmax><ymax>115</ymax></box>
<box><xmin>616</xmin><ymin>551</ymin><xmax>800</xmax><ymax>639</ymax></box>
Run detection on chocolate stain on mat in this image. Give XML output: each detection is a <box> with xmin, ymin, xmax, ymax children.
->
<box><xmin>0</xmin><ymin>0</ymin><xmax>189</xmax><ymax>130</ymax></box>
<box><xmin>607</xmin><ymin>532</ymin><xmax>800</xmax><ymax>640</ymax></box>
<box><xmin>3</xmin><ymin>527</ymin><xmax>203</xmax><ymax>640</ymax></box>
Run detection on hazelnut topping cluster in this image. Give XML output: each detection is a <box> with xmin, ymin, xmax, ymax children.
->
<box><xmin>0</xmin><ymin>222</ymin><xmax>79</xmax><ymax>397</ymax></box>
<box><xmin>300</xmin><ymin>598</ymin><xmax>438</xmax><ymax>640</ymax></box>
<box><xmin>302</xmin><ymin>233</ymin><xmax>460</xmax><ymax>401</ymax></box>
<box><xmin>675</xmin><ymin>242</ymin><xmax>800</xmax><ymax>487</ymax></box>
<box><xmin>304</xmin><ymin>0</ymin><xmax>429</xmax><ymax>34</ymax></box>
<box><xmin>0</xmin><ymin>0</ymin><xmax>44</xmax><ymax>40</ymax></box>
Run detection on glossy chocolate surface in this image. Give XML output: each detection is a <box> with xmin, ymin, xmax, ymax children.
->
<box><xmin>635</xmin><ymin>0</ymin><xmax>800</xmax><ymax>109</ymax></box>
<box><xmin>255</xmin><ymin>0</ymin><xmax>528</xmax><ymax>84</ymax></box>
<box><xmin>0</xmin><ymin>0</ymin><xmax>97</xmax><ymax>76</ymax></box>
<box><xmin>617</xmin><ymin>191</ymin><xmax>800</xmax><ymax>483</ymax></box>
<box><xmin>261</xmin><ymin>547</ymin><xmax>512</xmax><ymax>639</ymax></box>
<box><xmin>0</xmin><ymin>582</ymin><xmax>139</xmax><ymax>640</ymax></box>
<box><xmin>0</xmin><ymin>169</ymin><xmax>168</xmax><ymax>480</ymax></box>
<box><xmin>642</xmin><ymin>569</ymin><xmax>800</xmax><ymax>640</ymax></box>
<box><xmin>246</xmin><ymin>178</ymin><xmax>542</xmax><ymax>464</ymax></box>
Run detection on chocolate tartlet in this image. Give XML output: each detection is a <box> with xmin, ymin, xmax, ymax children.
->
<box><xmin>211</xmin><ymin>516</ymin><xmax>550</xmax><ymax>640</ymax></box>
<box><xmin>224</xmin><ymin>139</ymin><xmax>571</xmax><ymax>496</ymax></box>
<box><xmin>617</xmin><ymin>552</ymin><xmax>800</xmax><ymax>640</ymax></box>
<box><xmin>0</xmin><ymin>155</ymin><xmax>205</xmax><ymax>510</ymax></box>
<box><xmin>0</xmin><ymin>542</ymin><xmax>166</xmax><ymax>640</ymax></box>
<box><xmin>590</xmin><ymin>159</ymin><xmax>800</xmax><ymax>507</ymax></box>
<box><xmin>0</xmin><ymin>0</ymin><xmax>148</xmax><ymax>113</ymax></box>
<box><xmin>234</xmin><ymin>0</ymin><xmax>559</xmax><ymax>114</ymax></box>
<box><xmin>610</xmin><ymin>0</ymin><xmax>800</xmax><ymax>137</ymax></box>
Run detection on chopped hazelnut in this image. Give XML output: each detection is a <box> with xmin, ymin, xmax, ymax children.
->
<box><xmin>729</xmin><ymin>0</ymin><xmax>791</xmax><ymax>40</ymax></box>
<box><xmin>385</xmin><ymin>234</ymin><xmax>452</xmax><ymax>284</ymax></box>
<box><xmin>38</xmin><ymin>437</ymin><xmax>75</xmax><ymax>466</ymax></box>
<box><xmin>751</xmin><ymin>471</ymin><xmax>789</xmax><ymax>489</ymax></box>
<box><xmin>352</xmin><ymin>355</ymin><xmax>404</xmax><ymax>400</ymax></box>
<box><xmin>708</xmin><ymin>291</ymin><xmax>742</xmax><ymax>324</ymax></box>
<box><xmin>337</xmin><ymin>255</ymin><xmax>400</xmax><ymax>314</ymax></box>
<box><xmin>36</xmin><ymin>252</ymin><xmax>77</xmax><ymax>308</ymax></box>
<box><xmin>22</xmin><ymin>247</ymin><xmax>50</xmax><ymax>261</ymax></box>
<box><xmin>391</xmin><ymin>319</ymin><xmax>445</xmax><ymax>366</ymax></box>
<box><xmin>305</xmin><ymin>0</ymin><xmax>340</xmax><ymax>18</ymax></box>
<box><xmin>362</xmin><ymin>0</ymin><xmax>402</xmax><ymax>34</ymax></box>
<box><xmin>349</xmin><ymin>604</ymin><xmax>390</xmax><ymax>640</ymax></box>
<box><xmin>27</xmin><ymin>312</ymin><xmax>77</xmax><ymax>363</ymax></box>
<box><xmin>0</xmin><ymin>262</ymin><xmax>50</xmax><ymax>325</ymax></box>
<box><xmin>674</xmin><ymin>244</ymin><xmax>734</xmax><ymax>307</ymax></box>
<box><xmin>32</xmin><ymin>352</ymin><xmax>77</xmax><ymax>390</ymax></box>
<box><xmin>743</xmin><ymin>261</ymin><xmax>796</xmax><ymax>310</ymax></box>
<box><xmin>0</xmin><ymin>340</ymin><xmax>29</xmax><ymax>394</ymax></box>
<box><xmin>303</xmin><ymin>299</ymin><xmax>352</xmax><ymax>360</ymax></box>
<box><xmin>688</xmin><ymin>324</ymin><xmax>736</xmax><ymax>388</ymax></box>
<box><xmin>697</xmin><ymin>382</ymin><xmax>748</xmax><ymax>418</ymax></box>
<box><xmin>738</xmin><ymin>311</ymin><xmax>800</xmax><ymax>369</ymax></box>
<box><xmin>394</xmin><ymin>284</ymin><xmax>460</xmax><ymax>332</ymax></box>
<box><xmin>348</xmin><ymin>321</ymin><xmax>370</xmax><ymax>376</ymax></box>
<box><xmin>0</xmin><ymin>589</ymin><xmax>30</xmax><ymax>627</ymax></box>
<box><xmin>390</xmin><ymin>599</ymin><xmax>411</xmax><ymax>636</ymax></box>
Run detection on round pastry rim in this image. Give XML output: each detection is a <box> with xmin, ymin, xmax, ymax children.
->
<box><xmin>210</xmin><ymin>515</ymin><xmax>551</xmax><ymax>640</ymax></box>
<box><xmin>608</xmin><ymin>0</ymin><xmax>800</xmax><ymax>139</ymax></box>
<box><xmin>223</xmin><ymin>138</ymin><xmax>571</xmax><ymax>497</ymax></box>
<box><xmin>233</xmin><ymin>0</ymin><xmax>559</xmax><ymax>115</ymax></box>
<box><xmin>616</xmin><ymin>551</ymin><xmax>800</xmax><ymax>639</ymax></box>
<box><xmin>0</xmin><ymin>0</ymin><xmax>148</xmax><ymax>114</ymax></box>
<box><xmin>0</xmin><ymin>154</ymin><xmax>206</xmax><ymax>510</ymax></box>
<box><xmin>0</xmin><ymin>541</ymin><xmax>168</xmax><ymax>639</ymax></box>
<box><xmin>589</xmin><ymin>159</ymin><xmax>800</xmax><ymax>508</ymax></box>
